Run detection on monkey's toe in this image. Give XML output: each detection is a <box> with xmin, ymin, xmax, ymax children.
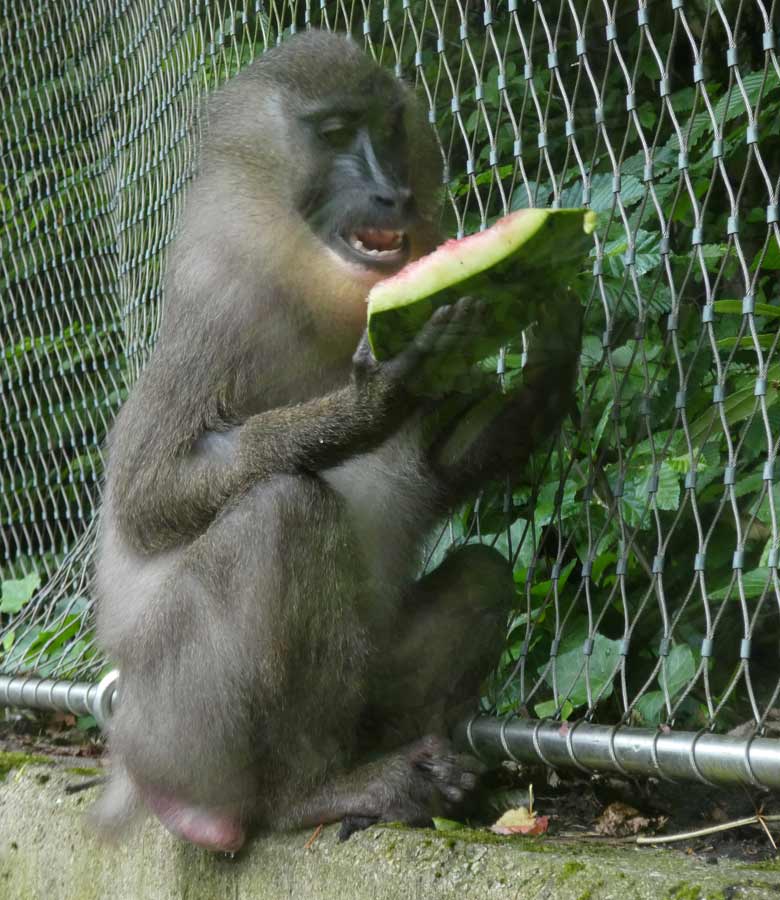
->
<box><xmin>338</xmin><ymin>814</ymin><xmax>379</xmax><ymax>841</ymax></box>
<box><xmin>147</xmin><ymin>794</ymin><xmax>246</xmax><ymax>853</ymax></box>
<box><xmin>407</xmin><ymin>735</ymin><xmax>485</xmax><ymax>812</ymax></box>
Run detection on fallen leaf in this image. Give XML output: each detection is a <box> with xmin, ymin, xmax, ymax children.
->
<box><xmin>595</xmin><ymin>801</ymin><xmax>666</xmax><ymax>837</ymax></box>
<box><xmin>47</xmin><ymin>712</ymin><xmax>77</xmax><ymax>733</ymax></box>
<box><xmin>491</xmin><ymin>807</ymin><xmax>550</xmax><ymax>836</ymax></box>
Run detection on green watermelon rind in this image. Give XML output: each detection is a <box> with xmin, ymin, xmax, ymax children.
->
<box><xmin>366</xmin><ymin>208</ymin><xmax>596</xmax><ymax>362</ymax></box>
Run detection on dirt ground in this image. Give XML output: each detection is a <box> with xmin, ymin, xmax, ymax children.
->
<box><xmin>2</xmin><ymin>709</ymin><xmax>777</xmax><ymax>863</ymax></box>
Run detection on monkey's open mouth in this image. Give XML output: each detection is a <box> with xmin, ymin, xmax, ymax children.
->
<box><xmin>340</xmin><ymin>228</ymin><xmax>409</xmax><ymax>269</ymax></box>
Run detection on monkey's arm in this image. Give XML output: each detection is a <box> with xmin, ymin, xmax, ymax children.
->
<box><xmin>112</xmin><ymin>385</ymin><xmax>399</xmax><ymax>554</ymax></box>
<box><xmin>427</xmin><ymin>294</ymin><xmax>582</xmax><ymax>501</ymax></box>
<box><xmin>110</xmin><ymin>309</ymin><xmax>455</xmax><ymax>554</ymax></box>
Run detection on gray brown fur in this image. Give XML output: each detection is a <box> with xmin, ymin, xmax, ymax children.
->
<box><xmin>93</xmin><ymin>31</ymin><xmax>580</xmax><ymax>842</ymax></box>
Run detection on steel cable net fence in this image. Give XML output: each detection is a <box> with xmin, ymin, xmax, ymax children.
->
<box><xmin>1</xmin><ymin>0</ymin><xmax>779</xmax><ymax>778</ymax></box>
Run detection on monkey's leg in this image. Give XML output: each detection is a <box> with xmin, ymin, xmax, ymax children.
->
<box><xmin>98</xmin><ymin>473</ymin><xmax>370</xmax><ymax>852</ymax></box>
<box><xmin>271</xmin><ymin>733</ymin><xmax>485</xmax><ymax>837</ymax></box>
<box><xmin>360</xmin><ymin>543</ymin><xmax>515</xmax><ymax>752</ymax></box>
<box><xmin>271</xmin><ymin>544</ymin><xmax>514</xmax><ymax>839</ymax></box>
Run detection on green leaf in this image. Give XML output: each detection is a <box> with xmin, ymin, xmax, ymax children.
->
<box><xmin>752</xmin><ymin>240</ymin><xmax>780</xmax><ymax>270</ymax></box>
<box><xmin>433</xmin><ymin>817</ymin><xmax>466</xmax><ymax>831</ymax></box>
<box><xmin>530</xmin><ymin>559</ymin><xmax>577</xmax><ymax>597</ymax></box>
<box><xmin>619</xmin><ymin>462</ymin><xmax>681</xmax><ymax>523</ymax></box>
<box><xmin>713</xmin><ymin>299</ymin><xmax>780</xmax><ymax>319</ymax></box>
<box><xmin>538</xmin><ymin>632</ymin><xmax>621</xmax><ymax>712</ymax></box>
<box><xmin>588</xmin><ymin>172</ymin><xmax>644</xmax><ymax>213</ymax></box>
<box><xmin>492</xmin><ymin>518</ymin><xmax>534</xmax><ymax>568</ymax></box>
<box><xmin>533</xmin><ymin>698</ymin><xmax>574</xmax><ymax>720</ymax></box>
<box><xmin>716</xmin><ymin>334</ymin><xmax>777</xmax><ymax>351</ymax></box>
<box><xmin>660</xmin><ymin>644</ymin><xmax>696</xmax><ymax>698</ymax></box>
<box><xmin>688</xmin><ymin>364</ymin><xmax>780</xmax><ymax>449</ymax></box>
<box><xmin>633</xmin><ymin>645</ymin><xmax>696</xmax><ymax>724</ymax></box>
<box><xmin>534</xmin><ymin>480</ymin><xmax>580</xmax><ymax>527</ymax></box>
<box><xmin>25</xmin><ymin>615</ymin><xmax>80</xmax><ymax>658</ymax></box>
<box><xmin>654</xmin><ymin>463</ymin><xmax>682</xmax><ymax>511</ymax></box>
<box><xmin>711</xmin><ymin>569</ymin><xmax>772</xmax><ymax>600</ymax></box>
<box><xmin>0</xmin><ymin>573</ymin><xmax>41</xmax><ymax>615</ymax></box>
<box><xmin>633</xmin><ymin>691</ymin><xmax>665</xmax><ymax>725</ymax></box>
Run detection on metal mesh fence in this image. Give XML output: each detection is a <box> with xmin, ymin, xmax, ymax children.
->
<box><xmin>1</xmin><ymin>1</ymin><xmax>779</xmax><ymax>775</ymax></box>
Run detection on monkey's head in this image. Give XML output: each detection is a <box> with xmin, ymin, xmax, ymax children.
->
<box><xmin>191</xmin><ymin>31</ymin><xmax>443</xmax><ymax>352</ymax></box>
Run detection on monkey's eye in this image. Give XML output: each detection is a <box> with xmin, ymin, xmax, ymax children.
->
<box><xmin>318</xmin><ymin>117</ymin><xmax>355</xmax><ymax>149</ymax></box>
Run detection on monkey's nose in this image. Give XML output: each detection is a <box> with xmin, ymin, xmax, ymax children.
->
<box><xmin>372</xmin><ymin>186</ymin><xmax>413</xmax><ymax>213</ymax></box>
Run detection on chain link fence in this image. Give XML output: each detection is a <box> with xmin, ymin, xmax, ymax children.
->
<box><xmin>1</xmin><ymin>0</ymin><xmax>779</xmax><ymax>784</ymax></box>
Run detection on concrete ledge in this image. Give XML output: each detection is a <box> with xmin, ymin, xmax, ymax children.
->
<box><xmin>2</xmin><ymin>754</ymin><xmax>780</xmax><ymax>899</ymax></box>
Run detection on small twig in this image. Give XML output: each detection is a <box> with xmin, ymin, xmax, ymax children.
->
<box><xmin>556</xmin><ymin>831</ymin><xmax>637</xmax><ymax>844</ymax></box>
<box><xmin>757</xmin><ymin>814</ymin><xmax>778</xmax><ymax>850</ymax></box>
<box><xmin>64</xmin><ymin>776</ymin><xmax>106</xmax><ymax>795</ymax></box>
<box><xmin>636</xmin><ymin>814</ymin><xmax>780</xmax><ymax>845</ymax></box>
<box><xmin>304</xmin><ymin>824</ymin><xmax>323</xmax><ymax>850</ymax></box>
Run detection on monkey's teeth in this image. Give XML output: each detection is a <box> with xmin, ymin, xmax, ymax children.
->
<box><xmin>349</xmin><ymin>230</ymin><xmax>405</xmax><ymax>257</ymax></box>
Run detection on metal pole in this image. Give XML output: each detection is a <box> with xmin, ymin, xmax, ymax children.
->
<box><xmin>5</xmin><ymin>675</ymin><xmax>780</xmax><ymax>789</ymax></box>
<box><xmin>0</xmin><ymin>671</ymin><xmax>119</xmax><ymax>728</ymax></box>
<box><xmin>455</xmin><ymin>715</ymin><xmax>780</xmax><ymax>789</ymax></box>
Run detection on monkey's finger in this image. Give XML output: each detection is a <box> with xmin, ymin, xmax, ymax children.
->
<box><xmin>459</xmin><ymin>771</ymin><xmax>479</xmax><ymax>792</ymax></box>
<box><xmin>454</xmin><ymin>752</ymin><xmax>486</xmax><ymax>776</ymax></box>
<box><xmin>430</xmin><ymin>296</ymin><xmax>487</xmax><ymax>354</ymax></box>
<box><xmin>415</xmin><ymin>753</ymin><xmax>480</xmax><ymax>794</ymax></box>
<box><xmin>450</xmin><ymin>295</ymin><xmax>487</xmax><ymax>326</ymax></box>
<box><xmin>416</xmin><ymin>303</ymin><xmax>456</xmax><ymax>350</ymax></box>
<box><xmin>393</xmin><ymin>304</ymin><xmax>456</xmax><ymax>374</ymax></box>
<box><xmin>438</xmin><ymin>784</ymin><xmax>467</xmax><ymax>805</ymax></box>
<box><xmin>351</xmin><ymin>329</ymin><xmax>377</xmax><ymax>373</ymax></box>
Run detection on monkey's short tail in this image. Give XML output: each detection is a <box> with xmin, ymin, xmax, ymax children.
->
<box><xmin>87</xmin><ymin>762</ymin><xmax>144</xmax><ymax>839</ymax></box>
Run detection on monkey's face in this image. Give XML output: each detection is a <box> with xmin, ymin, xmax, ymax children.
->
<box><xmin>297</xmin><ymin>97</ymin><xmax>418</xmax><ymax>277</ymax></box>
<box><xmin>196</xmin><ymin>33</ymin><xmax>443</xmax><ymax>354</ymax></box>
<box><xmin>265</xmin><ymin>37</ymin><xmax>443</xmax><ymax>285</ymax></box>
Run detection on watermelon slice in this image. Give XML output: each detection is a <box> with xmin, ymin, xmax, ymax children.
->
<box><xmin>366</xmin><ymin>208</ymin><xmax>596</xmax><ymax>363</ymax></box>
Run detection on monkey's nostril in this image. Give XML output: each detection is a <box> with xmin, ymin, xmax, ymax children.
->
<box><xmin>372</xmin><ymin>192</ymin><xmax>397</xmax><ymax>209</ymax></box>
<box><xmin>372</xmin><ymin>187</ymin><xmax>413</xmax><ymax>211</ymax></box>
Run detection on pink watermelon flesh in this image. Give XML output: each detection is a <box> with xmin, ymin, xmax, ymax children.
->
<box><xmin>366</xmin><ymin>207</ymin><xmax>595</xmax><ymax>364</ymax></box>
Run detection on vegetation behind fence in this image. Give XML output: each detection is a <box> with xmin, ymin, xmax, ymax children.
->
<box><xmin>1</xmin><ymin>1</ymin><xmax>779</xmax><ymax>754</ymax></box>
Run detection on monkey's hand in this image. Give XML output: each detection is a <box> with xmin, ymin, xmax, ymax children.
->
<box><xmin>427</xmin><ymin>290</ymin><xmax>583</xmax><ymax>498</ymax></box>
<box><xmin>352</xmin><ymin>296</ymin><xmax>486</xmax><ymax>403</ymax></box>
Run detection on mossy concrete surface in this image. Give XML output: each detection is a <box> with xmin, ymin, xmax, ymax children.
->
<box><xmin>2</xmin><ymin>754</ymin><xmax>780</xmax><ymax>900</ymax></box>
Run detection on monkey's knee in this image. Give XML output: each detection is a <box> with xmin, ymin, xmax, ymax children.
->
<box><xmin>423</xmin><ymin>543</ymin><xmax>515</xmax><ymax>618</ymax></box>
<box><xmin>364</xmin><ymin>545</ymin><xmax>513</xmax><ymax>739</ymax></box>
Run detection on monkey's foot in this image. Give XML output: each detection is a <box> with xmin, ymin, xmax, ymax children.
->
<box><xmin>146</xmin><ymin>793</ymin><xmax>245</xmax><ymax>853</ymax></box>
<box><xmin>339</xmin><ymin>736</ymin><xmax>484</xmax><ymax>841</ymax></box>
<box><xmin>405</xmin><ymin>734</ymin><xmax>484</xmax><ymax>809</ymax></box>
<box><xmin>338</xmin><ymin>814</ymin><xmax>380</xmax><ymax>841</ymax></box>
